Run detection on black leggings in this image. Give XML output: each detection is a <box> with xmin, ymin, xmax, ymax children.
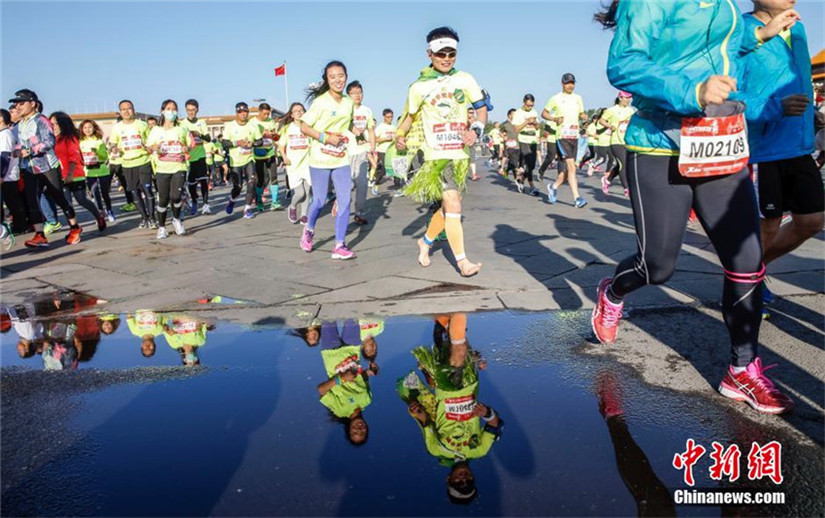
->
<box><xmin>580</xmin><ymin>145</ymin><xmax>595</xmax><ymax>167</ymax></box>
<box><xmin>610</xmin><ymin>154</ymin><xmax>763</xmax><ymax>367</ymax></box>
<box><xmin>156</xmin><ymin>171</ymin><xmax>186</xmax><ymax>226</ymax></box>
<box><xmin>255</xmin><ymin>157</ymin><xmax>277</xmax><ymax>186</ymax></box>
<box><xmin>593</xmin><ymin>146</ymin><xmax>609</xmax><ymax>169</ymax></box>
<box><xmin>22</xmin><ymin>168</ymin><xmax>75</xmax><ymax>226</ymax></box>
<box><xmin>63</xmin><ymin>180</ymin><xmax>100</xmax><ymax>219</ymax></box>
<box><xmin>123</xmin><ymin>163</ymin><xmax>155</xmax><ymax>220</ymax></box>
<box><xmin>188</xmin><ymin>158</ymin><xmax>209</xmax><ymax>205</ymax></box>
<box><xmin>607</xmin><ymin>144</ymin><xmax>628</xmax><ymax>189</ymax></box>
<box><xmin>228</xmin><ymin>162</ymin><xmax>257</xmax><ymax>206</ymax></box>
<box><xmin>86</xmin><ymin>175</ymin><xmax>113</xmax><ymax>213</ymax></box>
<box><xmin>110</xmin><ymin>164</ymin><xmax>134</xmax><ymax>204</ymax></box>
<box><xmin>2</xmin><ymin>181</ymin><xmax>27</xmax><ymax>232</ymax></box>
<box><xmin>518</xmin><ymin>142</ymin><xmax>537</xmax><ymax>177</ymax></box>
<box><xmin>603</xmin><ymin>146</ymin><xmax>616</xmax><ymax>176</ymax></box>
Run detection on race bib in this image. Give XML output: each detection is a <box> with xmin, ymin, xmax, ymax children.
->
<box><xmin>159</xmin><ymin>142</ymin><xmax>184</xmax><ymax>162</ymax></box>
<box><xmin>239</xmin><ymin>146</ymin><xmax>253</xmax><ymax>156</ymax></box>
<box><xmin>678</xmin><ymin>114</ymin><xmax>749</xmax><ymax>178</ymax></box>
<box><xmin>320</xmin><ymin>135</ymin><xmax>347</xmax><ymax>158</ymax></box>
<box><xmin>444</xmin><ymin>395</ymin><xmax>475</xmax><ymax>422</ymax></box>
<box><xmin>123</xmin><ymin>134</ymin><xmax>142</xmax><ymax>151</ymax></box>
<box><xmin>172</xmin><ymin>320</ymin><xmax>198</xmax><ymax>334</ymax></box>
<box><xmin>428</xmin><ymin>122</ymin><xmax>465</xmax><ymax>151</ymax></box>
<box><xmin>82</xmin><ymin>150</ymin><xmax>99</xmax><ymax>166</ymax></box>
<box><xmin>137</xmin><ymin>313</ymin><xmax>158</xmax><ymax>326</ymax></box>
<box><xmin>505</xmin><ymin>139</ymin><xmax>518</xmax><ymax>149</ymax></box>
<box><xmin>561</xmin><ymin>125</ymin><xmax>579</xmax><ymax>139</ymax></box>
<box><xmin>262</xmin><ymin>138</ymin><xmax>273</xmax><ymax>147</ymax></box>
<box><xmin>289</xmin><ymin>134</ymin><xmax>309</xmax><ymax>150</ymax></box>
<box><xmin>353</xmin><ymin>116</ymin><xmax>368</xmax><ymax>131</ymax></box>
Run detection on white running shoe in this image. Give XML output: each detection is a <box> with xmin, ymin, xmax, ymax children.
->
<box><xmin>201</xmin><ymin>203</ymin><xmax>211</xmax><ymax>215</ymax></box>
<box><xmin>171</xmin><ymin>218</ymin><xmax>186</xmax><ymax>236</ymax></box>
<box><xmin>156</xmin><ymin>227</ymin><xmax>169</xmax><ymax>239</ymax></box>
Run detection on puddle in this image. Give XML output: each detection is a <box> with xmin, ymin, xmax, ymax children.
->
<box><xmin>1</xmin><ymin>293</ymin><xmax>822</xmax><ymax>517</ymax></box>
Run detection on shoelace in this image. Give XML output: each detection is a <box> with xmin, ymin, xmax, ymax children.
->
<box><xmin>748</xmin><ymin>359</ymin><xmax>781</xmax><ymax>394</ymax></box>
<box><xmin>602</xmin><ymin>298</ymin><xmax>623</xmax><ymax>327</ymax></box>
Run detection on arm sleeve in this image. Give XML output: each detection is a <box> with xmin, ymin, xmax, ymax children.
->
<box><xmin>606</xmin><ymin>0</ymin><xmax>704</xmax><ymax>114</ymax></box>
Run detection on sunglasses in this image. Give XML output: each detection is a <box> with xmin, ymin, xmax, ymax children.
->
<box><xmin>433</xmin><ymin>50</ymin><xmax>457</xmax><ymax>59</ymax></box>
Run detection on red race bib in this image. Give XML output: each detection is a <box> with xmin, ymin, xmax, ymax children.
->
<box><xmin>678</xmin><ymin>114</ymin><xmax>749</xmax><ymax>178</ymax></box>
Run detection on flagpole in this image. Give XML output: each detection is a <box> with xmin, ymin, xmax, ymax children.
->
<box><xmin>284</xmin><ymin>61</ymin><xmax>289</xmax><ymax>111</ymax></box>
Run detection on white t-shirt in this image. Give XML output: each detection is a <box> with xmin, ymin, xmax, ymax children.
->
<box><xmin>1</xmin><ymin>128</ymin><xmax>20</xmax><ymax>182</ymax></box>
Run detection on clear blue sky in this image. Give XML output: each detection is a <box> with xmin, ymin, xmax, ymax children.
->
<box><xmin>2</xmin><ymin>1</ymin><xmax>823</xmax><ymax>120</ymax></box>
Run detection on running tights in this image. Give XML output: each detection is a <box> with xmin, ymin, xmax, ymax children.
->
<box><xmin>307</xmin><ymin>165</ymin><xmax>352</xmax><ymax>244</ymax></box>
<box><xmin>156</xmin><ymin>172</ymin><xmax>186</xmax><ymax>226</ymax></box>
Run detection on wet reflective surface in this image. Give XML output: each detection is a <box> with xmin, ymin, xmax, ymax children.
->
<box><xmin>1</xmin><ymin>292</ymin><xmax>822</xmax><ymax>517</ymax></box>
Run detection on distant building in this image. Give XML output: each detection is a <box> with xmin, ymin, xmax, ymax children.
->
<box><xmin>70</xmin><ymin>108</ymin><xmax>285</xmax><ymax>140</ymax></box>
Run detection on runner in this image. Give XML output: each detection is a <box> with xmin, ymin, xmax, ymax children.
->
<box><xmin>397</xmin><ymin>26</ymin><xmax>488</xmax><ymax>277</ymax></box>
<box><xmin>253</xmin><ymin>102</ymin><xmax>281</xmax><ymax>211</ymax></box>
<box><xmin>298</xmin><ymin>60</ymin><xmax>357</xmax><ymax>259</ymax></box>
<box><xmin>107</xmin><ymin>117</ymin><xmax>135</xmax><ymax>213</ymax></box>
<box><xmin>9</xmin><ymin>89</ymin><xmax>83</xmax><ymax>247</ymax></box>
<box><xmin>487</xmin><ymin>121</ymin><xmax>503</xmax><ymax>167</ymax></box>
<box><xmin>544</xmin><ymin>73</ymin><xmax>587</xmax><ymax>207</ymax></box>
<box><xmin>180</xmin><ymin>99</ymin><xmax>211</xmax><ymax>216</ymax></box>
<box><xmin>372</xmin><ymin>108</ymin><xmax>396</xmax><ymax>195</ymax></box>
<box><xmin>126</xmin><ymin>309</ymin><xmax>163</xmax><ymax>358</ymax></box>
<box><xmin>221</xmin><ymin>102</ymin><xmax>263</xmax><ymax>219</ymax></box>
<box><xmin>741</xmin><ymin>2</ymin><xmax>821</xmax><ymax>317</ymax></box>
<box><xmin>108</xmin><ymin>99</ymin><xmax>156</xmax><ymax>228</ymax></box>
<box><xmin>582</xmin><ymin>114</ymin><xmax>599</xmax><ymax>175</ymax></box>
<box><xmin>511</xmin><ymin>94</ymin><xmax>541</xmax><ymax>194</ymax></box>
<box><xmin>537</xmin><ymin>119</ymin><xmax>562</xmax><ymax>181</ymax></box>
<box><xmin>1</xmin><ymin>107</ymin><xmax>24</xmax><ymax>243</ymax></box>
<box><xmin>587</xmin><ymin>108</ymin><xmax>610</xmax><ymax>176</ymax></box>
<box><xmin>79</xmin><ymin>119</ymin><xmax>115</xmax><ymax>222</ymax></box>
<box><xmin>212</xmin><ymin>136</ymin><xmax>227</xmax><ymax>186</ymax></box>
<box><xmin>279</xmin><ymin>102</ymin><xmax>312</xmax><ymax>225</ymax></box>
<box><xmin>347</xmin><ymin>81</ymin><xmax>375</xmax><ymax>225</ymax></box>
<box><xmin>146</xmin><ymin>99</ymin><xmax>191</xmax><ymax>239</ymax></box>
<box><xmin>499</xmin><ymin>109</ymin><xmax>520</xmax><ymax>180</ymax></box>
<box><xmin>50</xmin><ymin>111</ymin><xmax>106</xmax><ymax>232</ymax></box>
<box><xmin>600</xmin><ymin>91</ymin><xmax>636</xmax><ymax>196</ymax></box>
<box><xmin>591</xmin><ymin>0</ymin><xmax>805</xmax><ymax>414</ymax></box>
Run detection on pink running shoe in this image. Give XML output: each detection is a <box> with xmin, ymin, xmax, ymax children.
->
<box><xmin>602</xmin><ymin>175</ymin><xmax>611</xmax><ymax>195</ymax></box>
<box><xmin>592</xmin><ymin>277</ymin><xmax>624</xmax><ymax>344</ymax></box>
<box><xmin>300</xmin><ymin>229</ymin><xmax>314</xmax><ymax>252</ymax></box>
<box><xmin>718</xmin><ymin>358</ymin><xmax>794</xmax><ymax>414</ymax></box>
<box><xmin>331</xmin><ymin>244</ymin><xmax>356</xmax><ymax>260</ymax></box>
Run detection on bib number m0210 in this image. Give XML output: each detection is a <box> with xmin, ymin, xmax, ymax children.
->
<box><xmin>678</xmin><ymin>114</ymin><xmax>749</xmax><ymax>178</ymax></box>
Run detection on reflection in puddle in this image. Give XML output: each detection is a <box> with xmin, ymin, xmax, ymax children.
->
<box><xmin>0</xmin><ymin>293</ymin><xmax>822</xmax><ymax>517</ymax></box>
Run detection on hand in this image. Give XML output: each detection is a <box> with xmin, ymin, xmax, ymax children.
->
<box><xmin>352</xmin><ymin>127</ymin><xmax>364</xmax><ymax>137</ymax></box>
<box><xmin>781</xmin><ymin>94</ymin><xmax>809</xmax><ymax>116</ymax></box>
<box><xmin>19</xmin><ymin>148</ymin><xmax>31</xmax><ymax>158</ymax></box>
<box><xmin>758</xmin><ymin>9</ymin><xmax>800</xmax><ymax>41</ymax></box>
<box><xmin>408</xmin><ymin>401</ymin><xmax>428</xmax><ymax>424</ymax></box>
<box><xmin>395</xmin><ymin>136</ymin><xmax>407</xmax><ymax>151</ymax></box>
<box><xmin>368</xmin><ymin>361</ymin><xmax>380</xmax><ymax>376</ymax></box>
<box><xmin>283</xmin><ymin>157</ymin><xmax>292</xmax><ymax>166</ymax></box>
<box><xmin>472</xmin><ymin>403</ymin><xmax>488</xmax><ymax>418</ymax></box>
<box><xmin>339</xmin><ymin>370</ymin><xmax>356</xmax><ymax>383</ymax></box>
<box><xmin>463</xmin><ymin>129</ymin><xmax>477</xmax><ymax>147</ymax></box>
<box><xmin>238</xmin><ymin>139</ymin><xmax>252</xmax><ymax>148</ymax></box>
<box><xmin>554</xmin><ymin>117</ymin><xmax>564</xmax><ymax>125</ymax></box>
<box><xmin>698</xmin><ymin>75</ymin><xmax>737</xmax><ymax>108</ymax></box>
<box><xmin>325</xmin><ymin>133</ymin><xmax>342</xmax><ymax>147</ymax></box>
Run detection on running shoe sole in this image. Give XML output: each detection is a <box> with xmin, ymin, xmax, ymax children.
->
<box><xmin>717</xmin><ymin>384</ymin><xmax>788</xmax><ymax>414</ymax></box>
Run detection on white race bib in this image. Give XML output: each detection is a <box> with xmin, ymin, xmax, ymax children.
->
<box><xmin>561</xmin><ymin>125</ymin><xmax>579</xmax><ymax>140</ymax></box>
<box><xmin>444</xmin><ymin>395</ymin><xmax>475</xmax><ymax>422</ymax></box>
<box><xmin>289</xmin><ymin>134</ymin><xmax>309</xmax><ymax>150</ymax></box>
<box><xmin>123</xmin><ymin>134</ymin><xmax>142</xmax><ymax>151</ymax></box>
<box><xmin>428</xmin><ymin>122</ymin><xmax>465</xmax><ymax>151</ymax></box>
<box><xmin>82</xmin><ymin>151</ymin><xmax>99</xmax><ymax>166</ymax></box>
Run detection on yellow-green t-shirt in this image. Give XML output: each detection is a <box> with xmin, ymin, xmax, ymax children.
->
<box><xmin>352</xmin><ymin>105</ymin><xmax>375</xmax><ymax>154</ymax></box>
<box><xmin>79</xmin><ymin>137</ymin><xmax>109</xmax><ymax>177</ymax></box>
<box><xmin>204</xmin><ymin>141</ymin><xmax>215</xmax><ymax>165</ymax></box>
<box><xmin>300</xmin><ymin>91</ymin><xmax>355</xmax><ymax>169</ymax></box>
<box><xmin>281</xmin><ymin>121</ymin><xmax>311</xmax><ymax>180</ymax></box>
<box><xmin>163</xmin><ymin>315</ymin><xmax>208</xmax><ymax>349</ymax></box>
<box><xmin>146</xmin><ymin>125</ymin><xmax>191</xmax><ymax>174</ymax></box>
<box><xmin>179</xmin><ymin>118</ymin><xmax>209</xmax><ymax>161</ymax></box>
<box><xmin>126</xmin><ymin>310</ymin><xmax>164</xmax><ymax>338</ymax></box>
<box><xmin>404</xmin><ymin>69</ymin><xmax>484</xmax><ymax>161</ymax></box>
<box><xmin>488</xmin><ymin>128</ymin><xmax>503</xmax><ymax>145</ymax></box>
<box><xmin>511</xmin><ymin>107</ymin><xmax>540</xmax><ymax>144</ymax></box>
<box><xmin>254</xmin><ymin>117</ymin><xmax>278</xmax><ymax>160</ymax></box>
<box><xmin>603</xmin><ymin>105</ymin><xmax>636</xmax><ymax>146</ymax></box>
<box><xmin>109</xmin><ymin>120</ymin><xmax>151</xmax><ymax>168</ymax></box>
<box><xmin>543</xmin><ymin>92</ymin><xmax>585</xmax><ymax>140</ymax></box>
<box><xmin>374</xmin><ymin>122</ymin><xmax>396</xmax><ymax>153</ymax></box>
<box><xmin>319</xmin><ymin>345</ymin><xmax>372</xmax><ymax>418</ymax></box>
<box><xmin>585</xmin><ymin>122</ymin><xmax>598</xmax><ymax>146</ymax></box>
<box><xmin>223</xmin><ymin>120</ymin><xmax>263</xmax><ymax>167</ymax></box>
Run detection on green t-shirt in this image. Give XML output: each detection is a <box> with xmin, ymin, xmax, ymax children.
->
<box><xmin>146</xmin><ymin>125</ymin><xmax>191</xmax><ymax>174</ymax></box>
<box><xmin>300</xmin><ymin>91</ymin><xmax>355</xmax><ymax>169</ymax></box>
<box><xmin>254</xmin><ymin>117</ymin><xmax>279</xmax><ymax>160</ymax></box>
<box><xmin>488</xmin><ymin>128</ymin><xmax>503</xmax><ymax>145</ymax></box>
<box><xmin>79</xmin><ymin>137</ymin><xmax>110</xmax><ymax>177</ymax></box>
<box><xmin>543</xmin><ymin>92</ymin><xmax>585</xmax><ymax>140</ymax></box>
<box><xmin>179</xmin><ymin>118</ymin><xmax>209</xmax><ymax>161</ymax></box>
<box><xmin>404</xmin><ymin>68</ymin><xmax>484</xmax><ymax>161</ymax></box>
<box><xmin>511</xmin><ymin>107</ymin><xmax>540</xmax><ymax>144</ymax></box>
<box><xmin>352</xmin><ymin>105</ymin><xmax>375</xmax><ymax>154</ymax></box>
<box><xmin>203</xmin><ymin>141</ymin><xmax>215</xmax><ymax>165</ymax></box>
<box><xmin>374</xmin><ymin>122</ymin><xmax>396</xmax><ymax>153</ymax></box>
<box><xmin>603</xmin><ymin>104</ymin><xmax>636</xmax><ymax>146</ymax></box>
<box><xmin>319</xmin><ymin>345</ymin><xmax>372</xmax><ymax>418</ymax></box>
<box><xmin>126</xmin><ymin>310</ymin><xmax>163</xmax><ymax>338</ymax></box>
<box><xmin>109</xmin><ymin>120</ymin><xmax>151</xmax><ymax>168</ymax></box>
<box><xmin>223</xmin><ymin>120</ymin><xmax>263</xmax><ymax>167</ymax></box>
<box><xmin>163</xmin><ymin>315</ymin><xmax>208</xmax><ymax>349</ymax></box>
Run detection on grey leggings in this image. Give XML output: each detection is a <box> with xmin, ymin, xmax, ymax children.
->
<box><xmin>289</xmin><ymin>180</ymin><xmax>311</xmax><ymax>218</ymax></box>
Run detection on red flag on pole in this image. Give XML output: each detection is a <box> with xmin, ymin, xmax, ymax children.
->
<box><xmin>274</xmin><ymin>64</ymin><xmax>286</xmax><ymax>76</ymax></box>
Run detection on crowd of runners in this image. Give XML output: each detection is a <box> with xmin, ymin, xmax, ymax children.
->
<box><xmin>2</xmin><ymin>0</ymin><xmax>825</xmax><ymax>417</ymax></box>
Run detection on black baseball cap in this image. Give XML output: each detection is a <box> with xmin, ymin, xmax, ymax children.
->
<box><xmin>561</xmin><ymin>73</ymin><xmax>576</xmax><ymax>84</ymax></box>
<box><xmin>8</xmin><ymin>88</ymin><xmax>38</xmax><ymax>104</ymax></box>
<box><xmin>235</xmin><ymin>102</ymin><xmax>249</xmax><ymax>112</ymax></box>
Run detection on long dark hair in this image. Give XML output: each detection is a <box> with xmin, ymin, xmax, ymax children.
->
<box><xmin>158</xmin><ymin>99</ymin><xmax>178</xmax><ymax>126</ymax></box>
<box><xmin>49</xmin><ymin>111</ymin><xmax>80</xmax><ymax>141</ymax></box>
<box><xmin>305</xmin><ymin>61</ymin><xmax>347</xmax><ymax>103</ymax></box>
<box><xmin>594</xmin><ymin>0</ymin><xmax>620</xmax><ymax>29</ymax></box>
<box><xmin>278</xmin><ymin>102</ymin><xmax>306</xmax><ymax>130</ymax></box>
